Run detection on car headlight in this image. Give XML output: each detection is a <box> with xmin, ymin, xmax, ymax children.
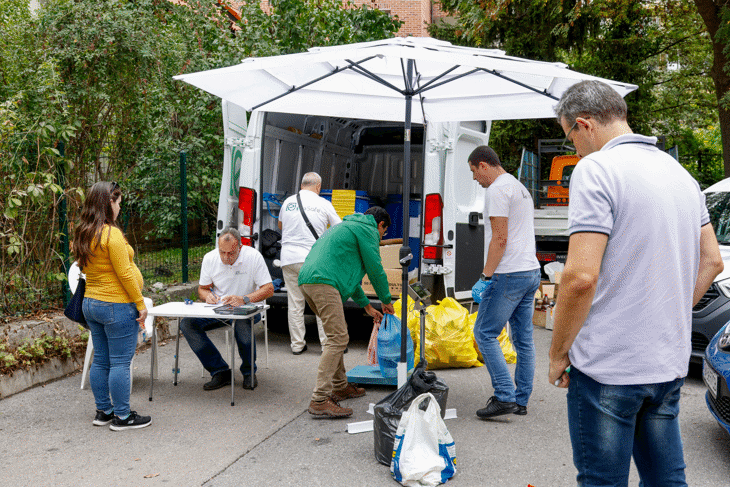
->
<box><xmin>717</xmin><ymin>278</ymin><xmax>730</xmax><ymax>298</ymax></box>
<box><xmin>720</xmin><ymin>325</ymin><xmax>730</xmax><ymax>352</ymax></box>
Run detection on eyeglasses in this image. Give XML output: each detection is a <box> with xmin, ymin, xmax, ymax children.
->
<box><xmin>562</xmin><ymin>121</ymin><xmax>578</xmax><ymax>149</ymax></box>
<box><xmin>111</xmin><ymin>181</ymin><xmax>120</xmax><ymax>191</ymax></box>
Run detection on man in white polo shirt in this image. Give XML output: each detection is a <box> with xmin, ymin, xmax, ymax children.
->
<box><xmin>278</xmin><ymin>172</ymin><xmax>341</xmax><ymax>354</ymax></box>
<box><xmin>180</xmin><ymin>227</ymin><xmax>274</xmax><ymax>391</ymax></box>
<box><xmin>549</xmin><ymin>80</ymin><xmax>724</xmax><ymax>486</ymax></box>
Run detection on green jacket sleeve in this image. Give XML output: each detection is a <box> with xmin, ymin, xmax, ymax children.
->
<box><xmin>357</xmin><ymin>229</ymin><xmax>392</xmax><ymax>305</ymax></box>
<box><xmin>351</xmin><ymin>284</ymin><xmax>370</xmax><ymax>308</ymax></box>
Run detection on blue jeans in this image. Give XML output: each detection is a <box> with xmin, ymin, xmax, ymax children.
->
<box><xmin>567</xmin><ymin>367</ymin><xmax>687</xmax><ymax>487</ymax></box>
<box><xmin>179</xmin><ymin>316</ymin><xmax>259</xmax><ymax>377</ymax></box>
<box><xmin>473</xmin><ymin>269</ymin><xmax>540</xmax><ymax>406</ymax></box>
<box><xmin>83</xmin><ymin>298</ymin><xmax>139</xmax><ymax>418</ymax></box>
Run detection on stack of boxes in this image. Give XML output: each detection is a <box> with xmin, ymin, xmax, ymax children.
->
<box><xmin>533</xmin><ymin>272</ymin><xmax>561</xmax><ymax>330</ymax></box>
<box><xmin>361</xmin><ymin>244</ymin><xmax>404</xmax><ymax>297</ymax></box>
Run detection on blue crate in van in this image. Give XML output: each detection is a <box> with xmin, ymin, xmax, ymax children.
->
<box><xmin>383</xmin><ymin>195</ymin><xmax>421</xmax><ymax>271</ymax></box>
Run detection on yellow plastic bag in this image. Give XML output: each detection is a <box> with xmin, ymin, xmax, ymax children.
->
<box><xmin>393</xmin><ymin>297</ymin><xmax>482</xmax><ymax>369</ymax></box>
<box><xmin>468</xmin><ymin>311</ymin><xmax>516</xmax><ymax>365</ymax></box>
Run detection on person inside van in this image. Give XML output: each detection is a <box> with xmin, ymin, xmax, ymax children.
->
<box><xmin>278</xmin><ymin>172</ymin><xmax>341</xmax><ymax>355</ymax></box>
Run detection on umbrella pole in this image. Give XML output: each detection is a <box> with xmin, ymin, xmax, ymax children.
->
<box><xmin>398</xmin><ymin>59</ymin><xmax>414</xmax><ymax>389</ymax></box>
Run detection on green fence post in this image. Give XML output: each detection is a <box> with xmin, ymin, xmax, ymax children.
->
<box><xmin>180</xmin><ymin>151</ymin><xmax>189</xmax><ymax>283</ymax></box>
<box><xmin>58</xmin><ymin>140</ymin><xmax>71</xmax><ymax>305</ymax></box>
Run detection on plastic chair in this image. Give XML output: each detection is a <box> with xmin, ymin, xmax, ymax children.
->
<box><xmin>70</xmin><ymin>262</ymin><xmax>158</xmax><ymax>391</ymax></box>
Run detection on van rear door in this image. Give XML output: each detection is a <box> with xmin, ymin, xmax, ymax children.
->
<box><xmin>439</xmin><ymin>121</ymin><xmax>490</xmax><ymax>300</ymax></box>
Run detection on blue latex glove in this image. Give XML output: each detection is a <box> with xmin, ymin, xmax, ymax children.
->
<box><xmin>472</xmin><ymin>279</ymin><xmax>491</xmax><ymax>304</ymax></box>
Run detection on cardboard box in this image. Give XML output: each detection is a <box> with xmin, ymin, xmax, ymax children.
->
<box><xmin>362</xmin><ymin>268</ymin><xmax>403</xmax><ymax>297</ymax></box>
<box><xmin>535</xmin><ymin>280</ymin><xmax>559</xmax><ymax>302</ymax></box>
<box><xmin>533</xmin><ymin>307</ymin><xmax>554</xmax><ymax>330</ymax></box>
<box><xmin>379</xmin><ymin>244</ymin><xmax>401</xmax><ymax>269</ymax></box>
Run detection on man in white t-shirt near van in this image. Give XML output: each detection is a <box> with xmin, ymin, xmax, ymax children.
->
<box><xmin>468</xmin><ymin>145</ymin><xmax>541</xmax><ymax>419</ymax></box>
<box><xmin>549</xmin><ymin>80</ymin><xmax>724</xmax><ymax>486</ymax></box>
<box><xmin>180</xmin><ymin>228</ymin><xmax>274</xmax><ymax>391</ymax></box>
<box><xmin>278</xmin><ymin>172</ymin><xmax>341</xmax><ymax>354</ymax></box>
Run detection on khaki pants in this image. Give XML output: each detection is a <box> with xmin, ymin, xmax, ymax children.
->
<box><xmin>282</xmin><ymin>263</ymin><xmax>326</xmax><ymax>352</ymax></box>
<box><xmin>300</xmin><ymin>283</ymin><xmax>350</xmax><ymax>402</ymax></box>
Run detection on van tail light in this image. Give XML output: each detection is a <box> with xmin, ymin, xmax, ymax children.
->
<box><xmin>423</xmin><ymin>193</ymin><xmax>443</xmax><ymax>259</ymax></box>
<box><xmin>238</xmin><ymin>187</ymin><xmax>257</xmax><ymax>246</ymax></box>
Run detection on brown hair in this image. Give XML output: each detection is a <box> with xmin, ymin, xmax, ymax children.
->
<box><xmin>72</xmin><ymin>182</ymin><xmax>123</xmax><ymax>268</ymax></box>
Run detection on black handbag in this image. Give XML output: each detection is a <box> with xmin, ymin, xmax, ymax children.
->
<box><xmin>64</xmin><ymin>271</ymin><xmax>88</xmax><ymax>328</ymax></box>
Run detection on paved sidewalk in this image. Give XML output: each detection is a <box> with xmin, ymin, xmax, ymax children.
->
<box><xmin>0</xmin><ymin>321</ymin><xmax>728</xmax><ymax>486</ymax></box>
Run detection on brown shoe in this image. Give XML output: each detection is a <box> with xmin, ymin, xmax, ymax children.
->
<box><xmin>330</xmin><ymin>383</ymin><xmax>366</xmax><ymax>402</ymax></box>
<box><xmin>308</xmin><ymin>398</ymin><xmax>353</xmax><ymax>419</ymax></box>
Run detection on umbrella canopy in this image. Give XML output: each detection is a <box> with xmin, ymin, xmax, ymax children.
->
<box><xmin>175</xmin><ymin>36</ymin><xmax>637</xmax><ymax>385</ymax></box>
<box><xmin>174</xmin><ymin>37</ymin><xmax>637</xmax><ymax>124</ymax></box>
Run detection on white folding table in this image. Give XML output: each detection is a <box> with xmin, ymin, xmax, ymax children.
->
<box><xmin>146</xmin><ymin>301</ymin><xmax>269</xmax><ymax>406</ymax></box>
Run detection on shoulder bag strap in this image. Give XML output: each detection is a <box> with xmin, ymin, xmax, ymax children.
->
<box><xmin>296</xmin><ymin>192</ymin><xmax>319</xmax><ymax>240</ymax></box>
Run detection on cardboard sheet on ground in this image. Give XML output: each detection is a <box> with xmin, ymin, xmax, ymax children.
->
<box><xmin>392</xmin><ymin>297</ymin><xmax>515</xmax><ymax>369</ymax></box>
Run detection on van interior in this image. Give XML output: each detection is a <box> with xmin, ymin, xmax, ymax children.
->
<box><xmin>257</xmin><ymin>112</ymin><xmax>426</xmax><ymax>284</ymax></box>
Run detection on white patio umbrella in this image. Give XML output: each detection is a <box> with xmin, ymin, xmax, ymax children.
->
<box><xmin>175</xmin><ymin>37</ymin><xmax>637</xmax><ymax>384</ymax></box>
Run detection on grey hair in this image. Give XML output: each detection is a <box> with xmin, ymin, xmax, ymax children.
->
<box><xmin>219</xmin><ymin>227</ymin><xmax>241</xmax><ymax>244</ymax></box>
<box><xmin>301</xmin><ymin>172</ymin><xmax>322</xmax><ymax>188</ymax></box>
<box><xmin>554</xmin><ymin>80</ymin><xmax>628</xmax><ymax>126</ymax></box>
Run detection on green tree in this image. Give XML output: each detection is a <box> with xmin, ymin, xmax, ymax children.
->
<box><xmin>236</xmin><ymin>0</ymin><xmax>402</xmax><ymax>57</ymax></box>
<box><xmin>694</xmin><ymin>0</ymin><xmax>730</xmax><ymax>177</ymax></box>
<box><xmin>429</xmin><ymin>0</ymin><xmax>721</xmax><ymax>179</ymax></box>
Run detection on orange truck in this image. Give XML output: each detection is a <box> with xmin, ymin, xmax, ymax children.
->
<box><xmin>518</xmin><ymin>140</ymin><xmax>579</xmax><ymax>273</ymax></box>
<box><xmin>519</xmin><ymin>138</ymin><xmax>676</xmax><ymax>274</ymax></box>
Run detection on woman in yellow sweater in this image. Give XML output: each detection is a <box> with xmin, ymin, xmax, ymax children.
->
<box><xmin>73</xmin><ymin>181</ymin><xmax>151</xmax><ymax>431</ymax></box>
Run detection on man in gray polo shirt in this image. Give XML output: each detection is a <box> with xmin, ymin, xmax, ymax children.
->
<box><xmin>548</xmin><ymin>80</ymin><xmax>724</xmax><ymax>486</ymax></box>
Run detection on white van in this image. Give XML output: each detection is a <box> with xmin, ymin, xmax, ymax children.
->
<box><xmin>215</xmin><ymin>100</ymin><xmax>491</xmax><ymax>311</ymax></box>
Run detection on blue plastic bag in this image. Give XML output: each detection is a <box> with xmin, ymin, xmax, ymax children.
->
<box><xmin>378</xmin><ymin>313</ymin><xmax>415</xmax><ymax>378</ymax></box>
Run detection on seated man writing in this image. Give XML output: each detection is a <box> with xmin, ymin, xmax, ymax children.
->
<box><xmin>180</xmin><ymin>227</ymin><xmax>274</xmax><ymax>390</ymax></box>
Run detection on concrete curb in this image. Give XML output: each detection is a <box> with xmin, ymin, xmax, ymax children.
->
<box><xmin>0</xmin><ymin>282</ymin><xmax>199</xmax><ymax>400</ymax></box>
<box><xmin>0</xmin><ymin>356</ymin><xmax>81</xmax><ymax>399</ymax></box>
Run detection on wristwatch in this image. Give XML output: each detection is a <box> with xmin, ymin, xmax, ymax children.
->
<box><xmin>480</xmin><ymin>273</ymin><xmax>491</xmax><ymax>281</ymax></box>
<box><xmin>243</xmin><ymin>296</ymin><xmax>251</xmax><ymax>305</ymax></box>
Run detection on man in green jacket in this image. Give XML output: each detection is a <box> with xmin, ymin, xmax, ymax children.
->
<box><xmin>299</xmin><ymin>206</ymin><xmax>396</xmax><ymax>418</ymax></box>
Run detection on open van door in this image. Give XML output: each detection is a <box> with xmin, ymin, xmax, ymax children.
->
<box><xmin>216</xmin><ymin>101</ymin><xmax>249</xmax><ymax>239</ymax></box>
<box><xmin>425</xmin><ymin>121</ymin><xmax>490</xmax><ymax>301</ymax></box>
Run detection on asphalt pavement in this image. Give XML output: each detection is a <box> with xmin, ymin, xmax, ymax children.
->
<box><xmin>0</xmin><ymin>318</ymin><xmax>728</xmax><ymax>487</ymax></box>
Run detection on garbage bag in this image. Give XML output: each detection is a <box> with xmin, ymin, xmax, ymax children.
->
<box><xmin>373</xmin><ymin>362</ymin><xmax>449</xmax><ymax>466</ymax></box>
<box><xmin>391</xmin><ymin>393</ymin><xmax>456</xmax><ymax>487</ymax></box>
<box><xmin>377</xmin><ymin>313</ymin><xmax>414</xmax><ymax>378</ymax></box>
<box><xmin>394</xmin><ymin>297</ymin><xmax>481</xmax><ymax>369</ymax></box>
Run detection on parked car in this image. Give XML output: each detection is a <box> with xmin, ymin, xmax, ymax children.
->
<box><xmin>691</xmin><ymin>180</ymin><xmax>730</xmax><ymax>363</ymax></box>
<box><xmin>703</xmin><ymin>323</ymin><xmax>730</xmax><ymax>436</ymax></box>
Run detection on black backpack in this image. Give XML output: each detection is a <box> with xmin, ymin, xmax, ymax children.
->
<box><xmin>260</xmin><ymin>228</ymin><xmax>282</xmax><ymax>259</ymax></box>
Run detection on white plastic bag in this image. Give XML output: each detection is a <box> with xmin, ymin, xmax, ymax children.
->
<box><xmin>390</xmin><ymin>393</ymin><xmax>456</xmax><ymax>486</ymax></box>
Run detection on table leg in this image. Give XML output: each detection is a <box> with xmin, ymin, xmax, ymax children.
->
<box><xmin>149</xmin><ymin>326</ymin><xmax>156</xmax><ymax>401</ymax></box>
<box><xmin>231</xmin><ymin>321</ymin><xmax>236</xmax><ymax>406</ymax></box>
<box><xmin>174</xmin><ymin>318</ymin><xmax>181</xmax><ymax>386</ymax></box>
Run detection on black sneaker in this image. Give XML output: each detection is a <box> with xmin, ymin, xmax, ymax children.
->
<box><xmin>514</xmin><ymin>405</ymin><xmax>527</xmax><ymax>416</ymax></box>
<box><xmin>242</xmin><ymin>374</ymin><xmax>258</xmax><ymax>390</ymax></box>
<box><xmin>93</xmin><ymin>410</ymin><xmax>114</xmax><ymax>426</ymax></box>
<box><xmin>292</xmin><ymin>344</ymin><xmax>308</xmax><ymax>355</ymax></box>
<box><xmin>109</xmin><ymin>411</ymin><xmax>151</xmax><ymax>431</ymax></box>
<box><xmin>476</xmin><ymin>396</ymin><xmax>518</xmax><ymax>419</ymax></box>
<box><xmin>204</xmin><ymin>370</ymin><xmax>232</xmax><ymax>391</ymax></box>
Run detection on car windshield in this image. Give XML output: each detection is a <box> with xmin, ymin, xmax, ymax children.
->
<box><xmin>706</xmin><ymin>191</ymin><xmax>730</xmax><ymax>244</ymax></box>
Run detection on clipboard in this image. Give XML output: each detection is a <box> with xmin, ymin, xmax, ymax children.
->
<box><xmin>213</xmin><ymin>304</ymin><xmax>260</xmax><ymax>315</ymax></box>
